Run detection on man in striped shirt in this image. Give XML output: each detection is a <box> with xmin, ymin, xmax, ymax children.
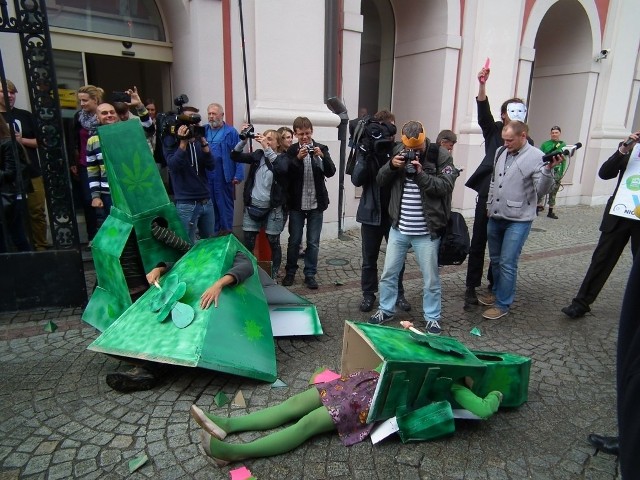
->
<box><xmin>368</xmin><ymin>121</ymin><xmax>459</xmax><ymax>334</ymax></box>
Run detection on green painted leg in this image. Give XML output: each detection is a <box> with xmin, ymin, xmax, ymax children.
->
<box><xmin>451</xmin><ymin>383</ymin><xmax>502</xmax><ymax>419</ymax></box>
<box><xmin>205</xmin><ymin>387</ymin><xmax>323</xmax><ymax>433</ymax></box>
<box><xmin>207</xmin><ymin>406</ymin><xmax>335</xmax><ymax>462</ymax></box>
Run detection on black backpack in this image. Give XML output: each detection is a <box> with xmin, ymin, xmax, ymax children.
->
<box><xmin>438</xmin><ymin>211</ymin><xmax>470</xmax><ymax>266</ymax></box>
<box><xmin>346</xmin><ymin>116</ymin><xmax>397</xmax><ymax>175</ymax></box>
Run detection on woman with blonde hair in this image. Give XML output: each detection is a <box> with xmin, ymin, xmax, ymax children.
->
<box><xmin>72</xmin><ymin>84</ymin><xmax>104</xmax><ymax>243</ymax></box>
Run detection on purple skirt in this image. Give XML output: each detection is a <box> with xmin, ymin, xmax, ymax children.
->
<box><xmin>315</xmin><ymin>370</ymin><xmax>380</xmax><ymax>446</ymax></box>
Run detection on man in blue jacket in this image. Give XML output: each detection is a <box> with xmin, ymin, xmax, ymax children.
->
<box><xmin>205</xmin><ymin>103</ymin><xmax>244</xmax><ymax>234</ymax></box>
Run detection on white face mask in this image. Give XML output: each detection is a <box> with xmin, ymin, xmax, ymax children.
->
<box><xmin>506</xmin><ymin>103</ymin><xmax>527</xmax><ymax>122</ymax></box>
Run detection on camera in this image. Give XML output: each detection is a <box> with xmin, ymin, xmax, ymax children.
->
<box><xmin>156</xmin><ymin>94</ymin><xmax>205</xmax><ymax>140</ymax></box>
<box><xmin>402</xmin><ymin>149</ymin><xmax>418</xmax><ymax>175</ymax></box>
<box><xmin>111</xmin><ymin>91</ymin><xmax>131</xmax><ymax>103</ymax></box>
<box><xmin>239</xmin><ymin>125</ymin><xmax>255</xmax><ymax>140</ymax></box>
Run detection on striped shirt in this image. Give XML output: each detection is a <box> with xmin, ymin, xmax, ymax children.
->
<box><xmin>86</xmin><ymin>134</ymin><xmax>109</xmax><ymax>199</ymax></box>
<box><xmin>398</xmin><ymin>178</ymin><xmax>428</xmax><ymax>235</ymax></box>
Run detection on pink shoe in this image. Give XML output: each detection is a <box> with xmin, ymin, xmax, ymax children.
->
<box><xmin>190</xmin><ymin>405</ymin><xmax>227</xmax><ymax>440</ymax></box>
<box><xmin>200</xmin><ymin>430</ymin><xmax>230</xmax><ymax>467</ymax></box>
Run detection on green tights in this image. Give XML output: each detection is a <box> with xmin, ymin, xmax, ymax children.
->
<box><xmin>450</xmin><ymin>383</ymin><xmax>502</xmax><ymax>419</ymax></box>
<box><xmin>205</xmin><ymin>388</ymin><xmax>336</xmax><ymax>461</ymax></box>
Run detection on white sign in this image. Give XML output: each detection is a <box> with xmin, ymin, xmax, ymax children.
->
<box><xmin>610</xmin><ymin>144</ymin><xmax>640</xmax><ymax>221</ymax></box>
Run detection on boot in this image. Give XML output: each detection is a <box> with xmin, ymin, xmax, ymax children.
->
<box><xmin>547</xmin><ymin>208</ymin><xmax>558</xmax><ymax>219</ymax></box>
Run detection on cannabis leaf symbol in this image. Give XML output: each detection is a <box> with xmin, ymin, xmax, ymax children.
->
<box><xmin>120</xmin><ymin>152</ymin><xmax>154</xmax><ymax>193</ymax></box>
<box><xmin>243</xmin><ymin>319</ymin><xmax>264</xmax><ymax>341</ymax></box>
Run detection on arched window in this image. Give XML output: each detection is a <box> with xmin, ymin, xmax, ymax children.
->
<box><xmin>46</xmin><ymin>0</ymin><xmax>166</xmax><ymax>42</ymax></box>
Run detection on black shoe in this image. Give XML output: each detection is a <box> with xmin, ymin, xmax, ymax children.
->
<box><xmin>561</xmin><ymin>302</ymin><xmax>590</xmax><ymax>319</ymax></box>
<box><xmin>360</xmin><ymin>296</ymin><xmax>375</xmax><ymax>312</ymax></box>
<box><xmin>282</xmin><ymin>273</ymin><xmax>295</xmax><ymax>286</ymax></box>
<box><xmin>587</xmin><ymin>433</ymin><xmax>619</xmax><ymax>456</ymax></box>
<box><xmin>547</xmin><ymin>211</ymin><xmax>558</xmax><ymax>219</ymax></box>
<box><xmin>536</xmin><ymin>205</ymin><xmax>544</xmax><ymax>213</ymax></box>
<box><xmin>396</xmin><ymin>296</ymin><xmax>412</xmax><ymax>312</ymax></box>
<box><xmin>106</xmin><ymin>367</ymin><xmax>159</xmax><ymax>393</ymax></box>
<box><xmin>464</xmin><ymin>287</ymin><xmax>478</xmax><ymax>305</ymax></box>
<box><xmin>304</xmin><ymin>276</ymin><xmax>318</xmax><ymax>289</ymax></box>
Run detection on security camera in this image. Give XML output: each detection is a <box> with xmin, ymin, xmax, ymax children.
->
<box><xmin>122</xmin><ymin>41</ymin><xmax>133</xmax><ymax>49</ymax></box>
<box><xmin>594</xmin><ymin>49</ymin><xmax>610</xmax><ymax>62</ymax></box>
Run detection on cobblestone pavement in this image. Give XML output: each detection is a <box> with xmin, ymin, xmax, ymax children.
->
<box><xmin>0</xmin><ymin>205</ymin><xmax>631</xmax><ymax>479</ymax></box>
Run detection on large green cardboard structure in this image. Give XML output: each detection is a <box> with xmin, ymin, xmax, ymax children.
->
<box><xmin>81</xmin><ymin>121</ymin><xmax>320</xmax><ymax>382</ymax></box>
<box><xmin>89</xmin><ymin>235</ymin><xmax>277</xmax><ymax>382</ymax></box>
<box><xmin>340</xmin><ymin>322</ymin><xmax>531</xmax><ymax>430</ymax></box>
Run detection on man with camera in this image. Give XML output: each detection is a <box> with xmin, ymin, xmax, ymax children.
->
<box><xmin>282</xmin><ymin>116</ymin><xmax>336</xmax><ymax>289</ymax></box>
<box><xmin>351</xmin><ymin>110</ymin><xmax>412</xmax><ymax>313</ymax></box>
<box><xmin>204</xmin><ymin>103</ymin><xmax>244</xmax><ymax>235</ymax></box>
<box><xmin>163</xmin><ymin>107</ymin><xmax>215</xmax><ymax>244</ymax></box>
<box><xmin>481</xmin><ymin>121</ymin><xmax>563</xmax><ymax>320</ymax></box>
<box><xmin>368</xmin><ymin>121</ymin><xmax>459</xmax><ymax>335</ymax></box>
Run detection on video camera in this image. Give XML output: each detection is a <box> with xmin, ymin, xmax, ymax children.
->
<box><xmin>157</xmin><ymin>94</ymin><xmax>205</xmax><ymax>140</ymax></box>
<box><xmin>239</xmin><ymin>124</ymin><xmax>256</xmax><ymax>140</ymax></box>
<box><xmin>541</xmin><ymin>142</ymin><xmax>583</xmax><ymax>163</ymax></box>
<box><xmin>353</xmin><ymin>116</ymin><xmax>397</xmax><ymax>157</ymax></box>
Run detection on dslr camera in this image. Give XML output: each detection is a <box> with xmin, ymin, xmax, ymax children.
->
<box><xmin>402</xmin><ymin>149</ymin><xmax>418</xmax><ymax>175</ymax></box>
<box><xmin>239</xmin><ymin>124</ymin><xmax>256</xmax><ymax>140</ymax></box>
<box><xmin>157</xmin><ymin>94</ymin><xmax>205</xmax><ymax>140</ymax></box>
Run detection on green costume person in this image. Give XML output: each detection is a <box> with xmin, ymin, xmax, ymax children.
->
<box><xmin>537</xmin><ymin>126</ymin><xmax>567</xmax><ymax>219</ymax></box>
<box><xmin>190</xmin><ymin>367</ymin><xmax>503</xmax><ymax>467</ymax></box>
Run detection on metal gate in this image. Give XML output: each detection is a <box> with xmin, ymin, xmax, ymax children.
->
<box><xmin>0</xmin><ymin>0</ymin><xmax>87</xmax><ymax>310</ymax></box>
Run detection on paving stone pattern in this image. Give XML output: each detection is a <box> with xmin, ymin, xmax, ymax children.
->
<box><xmin>0</xmin><ymin>205</ymin><xmax>630</xmax><ymax>479</ymax></box>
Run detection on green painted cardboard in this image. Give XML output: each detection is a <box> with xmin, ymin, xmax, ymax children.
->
<box><xmin>88</xmin><ymin>235</ymin><xmax>278</xmax><ymax>382</ymax></box>
<box><xmin>340</xmin><ymin>322</ymin><xmax>487</xmax><ymax>422</ymax></box>
<box><xmin>469</xmin><ymin>350</ymin><xmax>531</xmax><ymax>408</ymax></box>
<box><xmin>396</xmin><ymin>401</ymin><xmax>455</xmax><ymax>443</ymax></box>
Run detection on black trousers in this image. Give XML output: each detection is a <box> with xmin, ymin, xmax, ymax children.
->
<box><xmin>465</xmin><ymin>195</ymin><xmax>493</xmax><ymax>288</ymax></box>
<box><xmin>573</xmin><ymin>219</ymin><xmax>640</xmax><ymax>308</ymax></box>
<box><xmin>361</xmin><ymin>221</ymin><xmax>405</xmax><ymax>298</ymax></box>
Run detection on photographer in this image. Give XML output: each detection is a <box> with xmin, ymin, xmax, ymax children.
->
<box><xmin>369</xmin><ymin>121</ymin><xmax>459</xmax><ymax>335</ymax></box>
<box><xmin>231</xmin><ymin>126</ymin><xmax>289</xmax><ymax>278</ymax></box>
<box><xmin>163</xmin><ymin>107</ymin><xmax>215</xmax><ymax>244</ymax></box>
<box><xmin>351</xmin><ymin>110</ymin><xmax>411</xmax><ymax>313</ymax></box>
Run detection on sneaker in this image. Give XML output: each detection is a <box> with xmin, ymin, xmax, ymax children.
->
<box><xmin>282</xmin><ymin>274</ymin><xmax>295</xmax><ymax>286</ymax></box>
<box><xmin>368</xmin><ymin>310</ymin><xmax>394</xmax><ymax>325</ymax></box>
<box><xmin>396</xmin><ymin>296</ymin><xmax>412</xmax><ymax>312</ymax></box>
<box><xmin>360</xmin><ymin>296</ymin><xmax>376</xmax><ymax>312</ymax></box>
<box><xmin>482</xmin><ymin>307</ymin><xmax>509</xmax><ymax>320</ymax></box>
<box><xmin>304</xmin><ymin>276</ymin><xmax>318</xmax><ymax>289</ymax></box>
<box><xmin>477</xmin><ymin>292</ymin><xmax>496</xmax><ymax>306</ymax></box>
<box><xmin>464</xmin><ymin>287</ymin><xmax>478</xmax><ymax>305</ymax></box>
<box><xmin>561</xmin><ymin>302</ymin><xmax>590</xmax><ymax>319</ymax></box>
<box><xmin>426</xmin><ymin>320</ymin><xmax>442</xmax><ymax>335</ymax></box>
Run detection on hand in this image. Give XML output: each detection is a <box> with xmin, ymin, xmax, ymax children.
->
<box><xmin>127</xmin><ymin>86</ymin><xmax>141</xmax><ymax>107</ymax></box>
<box><xmin>91</xmin><ymin>197</ymin><xmax>104</xmax><ymax>208</ymax></box>
<box><xmin>391</xmin><ymin>154</ymin><xmax>405</xmax><ymax>169</ymax></box>
<box><xmin>297</xmin><ymin>146</ymin><xmax>308</xmax><ymax>160</ymax></box>
<box><xmin>70</xmin><ymin>165</ymin><xmax>78</xmax><ymax>177</ymax></box>
<box><xmin>620</xmin><ymin>131</ymin><xmax>640</xmax><ymax>154</ymax></box>
<box><xmin>544</xmin><ymin>154</ymin><xmax>564</xmax><ymax>170</ymax></box>
<box><xmin>478</xmin><ymin>67</ymin><xmax>490</xmax><ymax>84</ymax></box>
<box><xmin>200</xmin><ymin>281</ymin><xmax>224</xmax><ymax>309</ymax></box>
<box><xmin>311</xmin><ymin>146</ymin><xmax>322</xmax><ymax>158</ymax></box>
<box><xmin>14</xmin><ymin>130</ymin><xmax>22</xmax><ymax>143</ymax></box>
<box><xmin>177</xmin><ymin>125</ymin><xmax>190</xmax><ymax>141</ymax></box>
<box><xmin>412</xmin><ymin>159</ymin><xmax>423</xmax><ymax>175</ymax></box>
<box><xmin>146</xmin><ymin>266</ymin><xmax>166</xmax><ymax>285</ymax></box>
<box><xmin>256</xmin><ymin>133</ymin><xmax>269</xmax><ymax>149</ymax></box>
<box><xmin>232</xmin><ymin>178</ymin><xmax>240</xmax><ymax>185</ymax></box>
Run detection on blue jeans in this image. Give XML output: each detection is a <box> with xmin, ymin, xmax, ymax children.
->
<box><xmin>379</xmin><ymin>228</ymin><xmax>441</xmax><ymax>322</ymax></box>
<box><xmin>286</xmin><ymin>209</ymin><xmax>323</xmax><ymax>277</ymax></box>
<box><xmin>176</xmin><ymin>199</ymin><xmax>215</xmax><ymax>244</ymax></box>
<box><xmin>487</xmin><ymin>218</ymin><xmax>532</xmax><ymax>311</ymax></box>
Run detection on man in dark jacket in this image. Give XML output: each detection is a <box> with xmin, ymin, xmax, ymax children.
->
<box><xmin>463</xmin><ymin>67</ymin><xmax>532</xmax><ymax>308</ymax></box>
<box><xmin>282</xmin><ymin>116</ymin><xmax>336</xmax><ymax>289</ymax></box>
<box><xmin>368</xmin><ymin>121</ymin><xmax>459</xmax><ymax>335</ymax></box>
<box><xmin>163</xmin><ymin>110</ymin><xmax>215</xmax><ymax>244</ymax></box>
<box><xmin>351</xmin><ymin>110</ymin><xmax>411</xmax><ymax>313</ymax></box>
<box><xmin>562</xmin><ymin>131</ymin><xmax>640</xmax><ymax>318</ymax></box>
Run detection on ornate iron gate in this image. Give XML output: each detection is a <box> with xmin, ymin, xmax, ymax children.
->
<box><xmin>0</xmin><ymin>0</ymin><xmax>87</xmax><ymax>310</ymax></box>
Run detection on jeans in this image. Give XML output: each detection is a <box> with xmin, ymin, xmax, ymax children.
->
<box><xmin>176</xmin><ymin>199</ymin><xmax>215</xmax><ymax>244</ymax></box>
<box><xmin>361</xmin><ymin>221</ymin><xmax>405</xmax><ymax>298</ymax></box>
<box><xmin>379</xmin><ymin>228</ymin><xmax>441</xmax><ymax>322</ymax></box>
<box><xmin>285</xmin><ymin>209</ymin><xmax>323</xmax><ymax>277</ymax></box>
<box><xmin>487</xmin><ymin>218</ymin><xmax>532</xmax><ymax>311</ymax></box>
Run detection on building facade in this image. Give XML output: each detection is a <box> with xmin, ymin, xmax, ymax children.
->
<box><xmin>1</xmin><ymin>0</ymin><xmax>639</xmax><ymax>239</ymax></box>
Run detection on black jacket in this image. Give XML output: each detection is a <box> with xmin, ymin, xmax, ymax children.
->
<box><xmin>231</xmin><ymin>148</ymin><xmax>289</xmax><ymax>209</ymax></box>
<box><xmin>0</xmin><ymin>138</ymin><xmax>31</xmax><ymax>196</ymax></box>
<box><xmin>286</xmin><ymin>141</ymin><xmax>336</xmax><ymax>211</ymax></box>
<box><xmin>598</xmin><ymin>148</ymin><xmax>633</xmax><ymax>233</ymax></box>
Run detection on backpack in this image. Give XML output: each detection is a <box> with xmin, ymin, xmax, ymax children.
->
<box><xmin>438</xmin><ymin>211</ymin><xmax>470</xmax><ymax>266</ymax></box>
<box><xmin>345</xmin><ymin>116</ymin><xmax>397</xmax><ymax>175</ymax></box>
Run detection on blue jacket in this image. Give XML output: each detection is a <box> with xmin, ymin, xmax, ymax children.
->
<box><xmin>204</xmin><ymin>123</ymin><xmax>244</xmax><ymax>184</ymax></box>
